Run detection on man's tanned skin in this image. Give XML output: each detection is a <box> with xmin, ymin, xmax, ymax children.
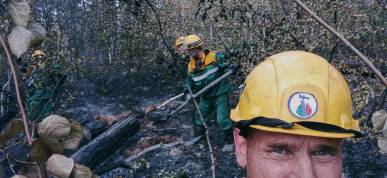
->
<box><xmin>234</xmin><ymin>129</ymin><xmax>343</xmax><ymax>178</ymax></box>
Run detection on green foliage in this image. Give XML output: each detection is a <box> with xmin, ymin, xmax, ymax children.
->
<box><xmin>24</xmin><ymin>60</ymin><xmax>65</xmax><ymax>120</ymax></box>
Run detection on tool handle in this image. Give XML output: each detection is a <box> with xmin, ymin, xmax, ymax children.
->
<box><xmin>157</xmin><ymin>93</ymin><xmax>184</xmax><ymax>110</ymax></box>
<box><xmin>165</xmin><ymin>99</ymin><xmax>190</xmax><ymax>119</ymax></box>
<box><xmin>166</xmin><ymin>69</ymin><xmax>234</xmax><ymax>119</ymax></box>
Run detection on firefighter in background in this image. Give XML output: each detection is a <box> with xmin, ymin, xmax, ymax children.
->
<box><xmin>181</xmin><ymin>35</ymin><xmax>234</xmax><ymax>141</ymax></box>
<box><xmin>26</xmin><ymin>50</ymin><xmax>65</xmax><ymax>120</ymax></box>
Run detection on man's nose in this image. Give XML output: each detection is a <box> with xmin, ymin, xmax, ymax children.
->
<box><xmin>290</xmin><ymin>155</ymin><xmax>317</xmax><ymax>178</ymax></box>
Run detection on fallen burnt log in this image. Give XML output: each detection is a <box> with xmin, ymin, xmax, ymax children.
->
<box><xmin>71</xmin><ymin>116</ymin><xmax>140</xmax><ymax>169</ymax></box>
<box><xmin>83</xmin><ymin>121</ymin><xmax>110</xmax><ymax>140</ymax></box>
<box><xmin>81</xmin><ymin>111</ymin><xmax>137</xmax><ymax>142</ymax></box>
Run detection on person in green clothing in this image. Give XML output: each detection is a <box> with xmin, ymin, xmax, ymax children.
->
<box><xmin>180</xmin><ymin>34</ymin><xmax>234</xmax><ymax>140</ymax></box>
<box><xmin>25</xmin><ymin>50</ymin><xmax>65</xmax><ymax>120</ymax></box>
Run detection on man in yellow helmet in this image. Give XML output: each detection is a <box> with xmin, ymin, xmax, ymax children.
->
<box><xmin>231</xmin><ymin>51</ymin><xmax>360</xmax><ymax>178</ymax></box>
<box><xmin>181</xmin><ymin>34</ymin><xmax>234</xmax><ymax>139</ymax></box>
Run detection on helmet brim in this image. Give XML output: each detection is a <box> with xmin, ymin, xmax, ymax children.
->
<box><xmin>248</xmin><ymin>123</ymin><xmax>358</xmax><ymax>139</ymax></box>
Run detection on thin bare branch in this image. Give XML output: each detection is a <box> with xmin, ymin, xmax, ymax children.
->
<box><xmin>292</xmin><ymin>0</ymin><xmax>387</xmax><ymax>87</ymax></box>
<box><xmin>0</xmin><ymin>33</ymin><xmax>33</xmax><ymax>145</ymax></box>
<box><xmin>186</xmin><ymin>85</ymin><xmax>216</xmax><ymax>178</ymax></box>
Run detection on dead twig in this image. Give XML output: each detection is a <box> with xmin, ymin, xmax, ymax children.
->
<box><xmin>123</xmin><ymin>136</ymin><xmax>203</xmax><ymax>166</ymax></box>
<box><xmin>4</xmin><ymin>140</ymin><xmax>25</xmax><ymax>150</ymax></box>
<box><xmin>7</xmin><ymin>152</ymin><xmax>38</xmax><ymax>166</ymax></box>
<box><xmin>93</xmin><ymin>136</ymin><xmax>202</xmax><ymax>175</ymax></box>
<box><xmin>6</xmin><ymin>151</ymin><xmax>45</xmax><ymax>178</ymax></box>
<box><xmin>292</xmin><ymin>0</ymin><xmax>387</xmax><ymax>87</ymax></box>
<box><xmin>0</xmin><ymin>33</ymin><xmax>33</xmax><ymax>145</ymax></box>
<box><xmin>183</xmin><ymin>135</ymin><xmax>203</xmax><ymax>147</ymax></box>
<box><xmin>186</xmin><ymin>85</ymin><xmax>216</xmax><ymax>178</ymax></box>
<box><xmin>124</xmin><ymin>141</ymin><xmax>179</xmax><ymax>164</ymax></box>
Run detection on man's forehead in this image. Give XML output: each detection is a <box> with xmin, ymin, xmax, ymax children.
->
<box><xmin>248</xmin><ymin>129</ymin><xmax>342</xmax><ymax>147</ymax></box>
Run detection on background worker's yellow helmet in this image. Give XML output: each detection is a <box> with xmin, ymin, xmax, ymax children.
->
<box><xmin>231</xmin><ymin>51</ymin><xmax>361</xmax><ymax>138</ymax></box>
<box><xmin>32</xmin><ymin>50</ymin><xmax>46</xmax><ymax>58</ymax></box>
<box><xmin>175</xmin><ymin>36</ymin><xmax>185</xmax><ymax>48</ymax></box>
<box><xmin>183</xmin><ymin>34</ymin><xmax>203</xmax><ymax>49</ymax></box>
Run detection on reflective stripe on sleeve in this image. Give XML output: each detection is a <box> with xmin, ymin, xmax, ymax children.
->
<box><xmin>191</xmin><ymin>67</ymin><xmax>219</xmax><ymax>82</ymax></box>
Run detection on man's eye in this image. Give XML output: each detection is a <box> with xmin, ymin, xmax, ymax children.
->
<box><xmin>311</xmin><ymin>149</ymin><xmax>334</xmax><ymax>156</ymax></box>
<box><xmin>265</xmin><ymin>145</ymin><xmax>293</xmax><ymax>160</ymax></box>
<box><xmin>271</xmin><ymin>147</ymin><xmax>289</xmax><ymax>155</ymax></box>
<box><xmin>312</xmin><ymin>150</ymin><xmax>328</xmax><ymax>156</ymax></box>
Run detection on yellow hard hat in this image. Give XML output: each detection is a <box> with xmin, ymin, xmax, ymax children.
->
<box><xmin>175</xmin><ymin>36</ymin><xmax>185</xmax><ymax>48</ymax></box>
<box><xmin>32</xmin><ymin>50</ymin><xmax>46</xmax><ymax>58</ymax></box>
<box><xmin>231</xmin><ymin>51</ymin><xmax>361</xmax><ymax>138</ymax></box>
<box><xmin>183</xmin><ymin>34</ymin><xmax>203</xmax><ymax>49</ymax></box>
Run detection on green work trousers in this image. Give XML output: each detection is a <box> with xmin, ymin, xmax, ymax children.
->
<box><xmin>194</xmin><ymin>93</ymin><xmax>232</xmax><ymax>131</ymax></box>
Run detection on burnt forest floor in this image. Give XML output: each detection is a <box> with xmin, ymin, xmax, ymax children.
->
<box><xmin>60</xmin><ymin>79</ymin><xmax>245</xmax><ymax>178</ymax></box>
<box><xmin>59</xmin><ymin>78</ymin><xmax>387</xmax><ymax>178</ymax></box>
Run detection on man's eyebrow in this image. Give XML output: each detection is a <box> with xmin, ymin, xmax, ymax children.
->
<box><xmin>312</xmin><ymin>144</ymin><xmax>340</xmax><ymax>152</ymax></box>
<box><xmin>268</xmin><ymin>143</ymin><xmax>287</xmax><ymax>147</ymax></box>
<box><xmin>267</xmin><ymin>143</ymin><xmax>292</xmax><ymax>149</ymax></box>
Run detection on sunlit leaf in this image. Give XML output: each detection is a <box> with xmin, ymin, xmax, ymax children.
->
<box><xmin>7</xmin><ymin>0</ymin><xmax>31</xmax><ymax>26</ymax></box>
<box><xmin>46</xmin><ymin>154</ymin><xmax>74</xmax><ymax>178</ymax></box>
<box><xmin>378</xmin><ymin>137</ymin><xmax>387</xmax><ymax>154</ymax></box>
<box><xmin>71</xmin><ymin>164</ymin><xmax>93</xmax><ymax>178</ymax></box>
<box><xmin>371</xmin><ymin>110</ymin><xmax>387</xmax><ymax>132</ymax></box>
<box><xmin>7</xmin><ymin>26</ymin><xmax>33</xmax><ymax>58</ymax></box>
<box><xmin>38</xmin><ymin>115</ymin><xmax>71</xmax><ymax>140</ymax></box>
<box><xmin>28</xmin><ymin>23</ymin><xmax>47</xmax><ymax>48</ymax></box>
<box><xmin>62</xmin><ymin>119</ymin><xmax>83</xmax><ymax>150</ymax></box>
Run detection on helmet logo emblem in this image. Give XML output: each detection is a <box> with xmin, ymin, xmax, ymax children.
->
<box><xmin>288</xmin><ymin>92</ymin><xmax>318</xmax><ymax>119</ymax></box>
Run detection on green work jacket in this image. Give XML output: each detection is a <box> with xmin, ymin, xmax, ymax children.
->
<box><xmin>186</xmin><ymin>50</ymin><xmax>230</xmax><ymax>98</ymax></box>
